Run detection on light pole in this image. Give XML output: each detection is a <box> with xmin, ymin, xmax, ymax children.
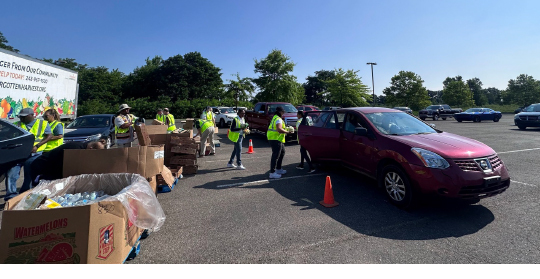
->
<box><xmin>367</xmin><ymin>62</ymin><xmax>377</xmax><ymax>107</ymax></box>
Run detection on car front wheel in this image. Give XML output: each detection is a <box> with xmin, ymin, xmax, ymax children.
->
<box><xmin>379</xmin><ymin>165</ymin><xmax>415</xmax><ymax>209</ymax></box>
<box><xmin>420</xmin><ymin>117</ymin><xmax>426</xmax><ymax>121</ymax></box>
<box><xmin>493</xmin><ymin>116</ymin><xmax>500</xmax><ymax>122</ymax></box>
<box><xmin>220</xmin><ymin>119</ymin><xmax>225</xmax><ymax>128</ymax></box>
<box><xmin>474</xmin><ymin>116</ymin><xmax>481</xmax><ymax>122</ymax></box>
<box><xmin>433</xmin><ymin>115</ymin><xmax>439</xmax><ymax>121</ymax></box>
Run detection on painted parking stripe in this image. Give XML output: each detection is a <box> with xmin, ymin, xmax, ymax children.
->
<box><xmin>497</xmin><ymin>147</ymin><xmax>540</xmax><ymax>154</ymax></box>
<box><xmin>511</xmin><ymin>180</ymin><xmax>537</xmax><ymax>187</ymax></box>
<box><xmin>217</xmin><ymin>173</ymin><xmax>326</xmax><ymax>188</ymax></box>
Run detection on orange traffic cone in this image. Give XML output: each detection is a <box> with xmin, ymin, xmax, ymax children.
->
<box><xmin>319</xmin><ymin>176</ymin><xmax>339</xmax><ymax>208</ymax></box>
<box><xmin>247</xmin><ymin>139</ymin><xmax>254</xmax><ymax>154</ymax></box>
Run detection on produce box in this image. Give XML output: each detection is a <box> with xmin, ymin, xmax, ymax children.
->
<box><xmin>145</xmin><ymin>125</ymin><xmax>168</xmax><ymax>135</ymax></box>
<box><xmin>183</xmin><ymin>165</ymin><xmax>198</xmax><ymax>175</ymax></box>
<box><xmin>171</xmin><ymin>146</ymin><xmax>197</xmax><ymax>155</ymax></box>
<box><xmin>134</xmin><ymin>124</ymin><xmax>152</xmax><ymax>146</ymax></box>
<box><xmin>152</xmin><ymin>119</ymin><xmax>164</xmax><ymax>125</ymax></box>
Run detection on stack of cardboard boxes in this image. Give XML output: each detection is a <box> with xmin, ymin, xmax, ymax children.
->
<box><xmin>169</xmin><ymin>130</ymin><xmax>198</xmax><ymax>175</ymax></box>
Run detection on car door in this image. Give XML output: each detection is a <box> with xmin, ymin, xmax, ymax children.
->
<box><xmin>0</xmin><ymin>120</ymin><xmax>34</xmax><ymax>176</ymax></box>
<box><xmin>339</xmin><ymin>112</ymin><xmax>376</xmax><ymax>174</ymax></box>
<box><xmin>298</xmin><ymin>111</ymin><xmax>340</xmax><ymax>161</ymax></box>
<box><xmin>482</xmin><ymin>108</ymin><xmax>494</xmax><ymax>120</ymax></box>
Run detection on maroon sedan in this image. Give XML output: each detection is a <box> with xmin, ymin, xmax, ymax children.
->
<box><xmin>299</xmin><ymin>107</ymin><xmax>510</xmax><ymax>208</ymax></box>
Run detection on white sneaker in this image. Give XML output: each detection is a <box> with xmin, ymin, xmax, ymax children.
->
<box><xmin>236</xmin><ymin>165</ymin><xmax>246</xmax><ymax>170</ymax></box>
<box><xmin>276</xmin><ymin>169</ymin><xmax>287</xmax><ymax>175</ymax></box>
<box><xmin>227</xmin><ymin>163</ymin><xmax>237</xmax><ymax>168</ymax></box>
<box><xmin>269</xmin><ymin>172</ymin><xmax>282</xmax><ymax>179</ymax></box>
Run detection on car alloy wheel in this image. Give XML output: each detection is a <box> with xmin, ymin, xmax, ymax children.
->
<box><xmin>385</xmin><ymin>172</ymin><xmax>406</xmax><ymax>202</ymax></box>
<box><xmin>474</xmin><ymin>116</ymin><xmax>481</xmax><ymax>122</ymax></box>
<box><xmin>493</xmin><ymin>116</ymin><xmax>500</xmax><ymax>122</ymax></box>
<box><xmin>433</xmin><ymin>115</ymin><xmax>439</xmax><ymax>121</ymax></box>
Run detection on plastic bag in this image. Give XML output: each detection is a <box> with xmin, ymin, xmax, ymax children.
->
<box><xmin>12</xmin><ymin>173</ymin><xmax>166</xmax><ymax>232</ymax></box>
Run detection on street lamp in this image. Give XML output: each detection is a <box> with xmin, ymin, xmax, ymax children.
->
<box><xmin>366</xmin><ymin>62</ymin><xmax>377</xmax><ymax>107</ymax></box>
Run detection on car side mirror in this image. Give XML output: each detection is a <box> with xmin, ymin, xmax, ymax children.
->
<box><xmin>355</xmin><ymin>127</ymin><xmax>368</xmax><ymax>136</ymax></box>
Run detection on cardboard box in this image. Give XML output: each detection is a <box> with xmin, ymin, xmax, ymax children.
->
<box><xmin>214</xmin><ymin>127</ymin><xmax>219</xmax><ymax>133</ymax></box>
<box><xmin>183</xmin><ymin>165</ymin><xmax>198</xmax><ymax>175</ymax></box>
<box><xmin>147</xmin><ymin>176</ymin><xmax>157</xmax><ymax>195</ymax></box>
<box><xmin>169</xmin><ymin>157</ymin><xmax>197</xmax><ymax>166</ymax></box>
<box><xmin>0</xmin><ymin>175</ymin><xmax>145</xmax><ymax>264</ymax></box>
<box><xmin>156</xmin><ymin>166</ymin><xmax>176</xmax><ymax>190</ymax></box>
<box><xmin>170</xmin><ymin>130</ymin><xmax>193</xmax><ymax>138</ymax></box>
<box><xmin>134</xmin><ymin>124</ymin><xmax>152</xmax><ymax>146</ymax></box>
<box><xmin>145</xmin><ymin>125</ymin><xmax>168</xmax><ymax>135</ymax></box>
<box><xmin>171</xmin><ymin>146</ymin><xmax>197</xmax><ymax>155</ymax></box>
<box><xmin>152</xmin><ymin>119</ymin><xmax>164</xmax><ymax>125</ymax></box>
<box><xmin>63</xmin><ymin>145</ymin><xmax>165</xmax><ymax>179</ymax></box>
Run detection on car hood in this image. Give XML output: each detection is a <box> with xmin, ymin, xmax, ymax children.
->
<box><xmin>64</xmin><ymin>127</ymin><xmax>108</xmax><ymax>137</ymax></box>
<box><xmin>391</xmin><ymin>132</ymin><xmax>495</xmax><ymax>159</ymax></box>
<box><xmin>516</xmin><ymin>112</ymin><xmax>540</xmax><ymax>116</ymax></box>
<box><xmin>222</xmin><ymin>113</ymin><xmax>237</xmax><ymax>118</ymax></box>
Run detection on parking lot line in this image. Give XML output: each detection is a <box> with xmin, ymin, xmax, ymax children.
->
<box><xmin>216</xmin><ymin>173</ymin><xmax>326</xmax><ymax>188</ymax></box>
<box><xmin>511</xmin><ymin>180</ymin><xmax>538</xmax><ymax>187</ymax></box>
<box><xmin>497</xmin><ymin>147</ymin><xmax>540</xmax><ymax>154</ymax></box>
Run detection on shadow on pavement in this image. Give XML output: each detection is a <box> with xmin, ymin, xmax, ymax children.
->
<box><xmin>194</xmin><ymin>163</ymin><xmax>495</xmax><ymax>241</ymax></box>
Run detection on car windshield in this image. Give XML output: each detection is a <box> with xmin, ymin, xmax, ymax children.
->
<box><xmin>268</xmin><ymin>104</ymin><xmax>298</xmax><ymax>114</ymax></box>
<box><xmin>220</xmin><ymin>108</ymin><xmax>235</xmax><ymax>113</ymax></box>
<box><xmin>465</xmin><ymin>108</ymin><xmax>482</xmax><ymax>112</ymax></box>
<box><xmin>365</xmin><ymin>112</ymin><xmax>437</xmax><ymax>136</ymax></box>
<box><xmin>67</xmin><ymin>117</ymin><xmax>110</xmax><ymax>128</ymax></box>
<box><xmin>524</xmin><ymin>105</ymin><xmax>540</xmax><ymax>112</ymax></box>
<box><xmin>426</xmin><ymin>106</ymin><xmax>440</xmax><ymax>110</ymax></box>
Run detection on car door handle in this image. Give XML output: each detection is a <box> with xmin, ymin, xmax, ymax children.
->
<box><xmin>2</xmin><ymin>144</ymin><xmax>23</xmax><ymax>149</ymax></box>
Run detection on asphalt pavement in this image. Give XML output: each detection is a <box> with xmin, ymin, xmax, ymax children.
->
<box><xmin>2</xmin><ymin>116</ymin><xmax>540</xmax><ymax>263</ymax></box>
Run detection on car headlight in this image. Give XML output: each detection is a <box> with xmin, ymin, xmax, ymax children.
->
<box><xmin>411</xmin><ymin>148</ymin><xmax>450</xmax><ymax>169</ymax></box>
<box><xmin>86</xmin><ymin>133</ymin><xmax>102</xmax><ymax>142</ymax></box>
<box><xmin>227</xmin><ymin>116</ymin><xmax>234</xmax><ymax>120</ymax></box>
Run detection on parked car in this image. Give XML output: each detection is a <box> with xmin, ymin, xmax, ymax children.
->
<box><xmin>233</xmin><ymin>106</ymin><xmax>248</xmax><ymax>113</ymax></box>
<box><xmin>245</xmin><ymin>102</ymin><xmax>298</xmax><ymax>141</ymax></box>
<box><xmin>0</xmin><ymin>119</ymin><xmax>34</xmax><ymax>182</ymax></box>
<box><xmin>298</xmin><ymin>107</ymin><xmax>510</xmax><ymax>208</ymax></box>
<box><xmin>64</xmin><ymin>114</ymin><xmax>116</xmax><ymax>148</ymax></box>
<box><xmin>392</xmin><ymin>107</ymin><xmax>413</xmax><ymax>114</ymax></box>
<box><xmin>514</xmin><ymin>103</ymin><xmax>540</xmax><ymax>130</ymax></box>
<box><xmin>297</xmin><ymin>105</ymin><xmax>320</xmax><ymax>111</ymax></box>
<box><xmin>323</xmin><ymin>106</ymin><xmax>342</xmax><ymax>111</ymax></box>
<box><xmin>419</xmin><ymin>105</ymin><xmax>462</xmax><ymax>121</ymax></box>
<box><xmin>454</xmin><ymin>108</ymin><xmax>502</xmax><ymax>122</ymax></box>
<box><xmin>212</xmin><ymin>107</ymin><xmax>238</xmax><ymax>128</ymax></box>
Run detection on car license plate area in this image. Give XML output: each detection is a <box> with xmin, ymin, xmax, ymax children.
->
<box><xmin>483</xmin><ymin>176</ymin><xmax>501</xmax><ymax>187</ymax></box>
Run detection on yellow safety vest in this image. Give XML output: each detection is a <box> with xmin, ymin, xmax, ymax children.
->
<box><xmin>115</xmin><ymin>114</ymin><xmax>135</xmax><ymax>139</ymax></box>
<box><xmin>43</xmin><ymin>121</ymin><xmax>64</xmax><ymax>152</ymax></box>
<box><xmin>205</xmin><ymin>111</ymin><xmax>214</xmax><ymax>122</ymax></box>
<box><xmin>267</xmin><ymin>115</ymin><xmax>285</xmax><ymax>143</ymax></box>
<box><xmin>228</xmin><ymin>116</ymin><xmax>242</xmax><ymax>143</ymax></box>
<box><xmin>156</xmin><ymin>114</ymin><xmax>165</xmax><ymax>122</ymax></box>
<box><xmin>166</xmin><ymin>114</ymin><xmax>176</xmax><ymax>131</ymax></box>
<box><xmin>198</xmin><ymin>119</ymin><xmax>213</xmax><ymax>134</ymax></box>
<box><xmin>16</xmin><ymin>120</ymin><xmax>49</xmax><ymax>152</ymax></box>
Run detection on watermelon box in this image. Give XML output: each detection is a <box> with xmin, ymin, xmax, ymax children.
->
<box><xmin>0</xmin><ymin>174</ymin><xmax>165</xmax><ymax>264</ymax></box>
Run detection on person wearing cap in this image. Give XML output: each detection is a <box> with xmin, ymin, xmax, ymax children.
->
<box><xmin>114</xmin><ymin>104</ymin><xmax>139</xmax><ymax>148</ymax></box>
<box><xmin>156</xmin><ymin>108</ymin><xmax>165</xmax><ymax>123</ymax></box>
<box><xmin>163</xmin><ymin>108</ymin><xmax>177</xmax><ymax>133</ymax></box>
<box><xmin>3</xmin><ymin>108</ymin><xmax>52</xmax><ymax>201</ymax></box>
<box><xmin>194</xmin><ymin>118</ymin><xmax>215</xmax><ymax>157</ymax></box>
<box><xmin>267</xmin><ymin>106</ymin><xmax>293</xmax><ymax>179</ymax></box>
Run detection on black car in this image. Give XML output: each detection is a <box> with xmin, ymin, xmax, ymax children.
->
<box><xmin>514</xmin><ymin>103</ymin><xmax>540</xmax><ymax>130</ymax></box>
<box><xmin>64</xmin><ymin>114</ymin><xmax>116</xmax><ymax>148</ymax></box>
<box><xmin>0</xmin><ymin>119</ymin><xmax>34</xmax><ymax>183</ymax></box>
<box><xmin>392</xmin><ymin>107</ymin><xmax>413</xmax><ymax>114</ymax></box>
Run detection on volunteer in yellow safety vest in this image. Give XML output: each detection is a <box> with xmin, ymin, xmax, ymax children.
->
<box><xmin>202</xmin><ymin>106</ymin><xmax>215</xmax><ymax>126</ymax></box>
<box><xmin>156</xmin><ymin>108</ymin><xmax>165</xmax><ymax>123</ymax></box>
<box><xmin>295</xmin><ymin>110</ymin><xmax>315</xmax><ymax>173</ymax></box>
<box><xmin>267</xmin><ymin>106</ymin><xmax>293</xmax><ymax>179</ymax></box>
<box><xmin>43</xmin><ymin>108</ymin><xmax>64</xmax><ymax>152</ymax></box>
<box><xmin>194</xmin><ymin>119</ymin><xmax>215</xmax><ymax>157</ymax></box>
<box><xmin>227</xmin><ymin>108</ymin><xmax>249</xmax><ymax>170</ymax></box>
<box><xmin>4</xmin><ymin>108</ymin><xmax>52</xmax><ymax>202</ymax></box>
<box><xmin>115</xmin><ymin>104</ymin><xmax>140</xmax><ymax>148</ymax></box>
<box><xmin>163</xmin><ymin>108</ymin><xmax>176</xmax><ymax>133</ymax></box>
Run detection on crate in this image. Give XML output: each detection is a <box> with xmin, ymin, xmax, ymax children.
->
<box><xmin>158</xmin><ymin>178</ymin><xmax>179</xmax><ymax>193</ymax></box>
<box><xmin>171</xmin><ymin>146</ymin><xmax>197</xmax><ymax>155</ymax></box>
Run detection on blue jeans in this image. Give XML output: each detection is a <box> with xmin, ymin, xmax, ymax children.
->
<box><xmin>4</xmin><ymin>152</ymin><xmax>42</xmax><ymax>201</ymax></box>
<box><xmin>228</xmin><ymin>136</ymin><xmax>243</xmax><ymax>165</ymax></box>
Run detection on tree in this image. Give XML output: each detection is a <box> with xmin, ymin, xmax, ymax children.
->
<box><xmin>427</xmin><ymin>90</ymin><xmax>443</xmax><ymax>105</ymax></box>
<box><xmin>466</xmin><ymin>77</ymin><xmax>487</xmax><ymax>106</ymax></box>
<box><xmin>382</xmin><ymin>71</ymin><xmax>431</xmax><ymax>111</ymax></box>
<box><xmin>77</xmin><ymin>66</ymin><xmax>125</xmax><ymax>104</ymax></box>
<box><xmin>505</xmin><ymin>74</ymin><xmax>540</xmax><ymax>106</ymax></box>
<box><xmin>225</xmin><ymin>73</ymin><xmax>255</xmax><ymax>109</ymax></box>
<box><xmin>0</xmin><ymin>31</ymin><xmax>19</xmax><ymax>53</ymax></box>
<box><xmin>326</xmin><ymin>68</ymin><xmax>371</xmax><ymax>107</ymax></box>
<box><xmin>303</xmin><ymin>70</ymin><xmax>336</xmax><ymax>106</ymax></box>
<box><xmin>483</xmin><ymin>87</ymin><xmax>501</xmax><ymax>104</ymax></box>
<box><xmin>122</xmin><ymin>56</ymin><xmax>163</xmax><ymax>99</ymax></box>
<box><xmin>253</xmin><ymin>49</ymin><xmax>304</xmax><ymax>104</ymax></box>
<box><xmin>442</xmin><ymin>76</ymin><xmax>475</xmax><ymax>107</ymax></box>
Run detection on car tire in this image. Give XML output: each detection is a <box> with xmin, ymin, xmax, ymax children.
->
<box><xmin>493</xmin><ymin>116</ymin><xmax>500</xmax><ymax>122</ymax></box>
<box><xmin>474</xmin><ymin>116</ymin><xmax>481</xmax><ymax>122</ymax></box>
<box><xmin>518</xmin><ymin>125</ymin><xmax>527</xmax><ymax>130</ymax></box>
<box><xmin>379</xmin><ymin>164</ymin><xmax>415</xmax><ymax>209</ymax></box>
<box><xmin>442</xmin><ymin>117</ymin><xmax>447</xmax><ymax>120</ymax></box>
<box><xmin>420</xmin><ymin>117</ymin><xmax>426</xmax><ymax>121</ymax></box>
<box><xmin>220</xmin><ymin>119</ymin><xmax>225</xmax><ymax>128</ymax></box>
<box><xmin>433</xmin><ymin>115</ymin><xmax>439</xmax><ymax>121</ymax></box>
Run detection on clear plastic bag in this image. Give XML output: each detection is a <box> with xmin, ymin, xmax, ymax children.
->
<box><xmin>11</xmin><ymin>173</ymin><xmax>166</xmax><ymax>231</ymax></box>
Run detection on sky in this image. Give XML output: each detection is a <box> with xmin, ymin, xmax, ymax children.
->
<box><xmin>3</xmin><ymin>0</ymin><xmax>539</xmax><ymax>95</ymax></box>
